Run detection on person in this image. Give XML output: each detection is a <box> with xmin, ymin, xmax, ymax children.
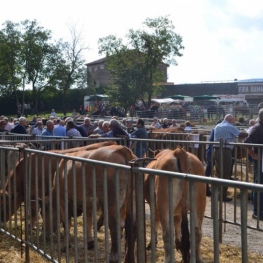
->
<box><xmin>4</xmin><ymin>117</ymin><xmax>14</xmax><ymax>131</ymax></box>
<box><xmin>150</xmin><ymin>117</ymin><xmax>162</xmax><ymax>129</ymax></box>
<box><xmin>170</xmin><ymin>119</ymin><xmax>180</xmax><ymax>128</ymax></box>
<box><xmin>244</xmin><ymin>109</ymin><xmax>263</xmax><ymax>220</ymax></box>
<box><xmin>93</xmin><ymin>120</ymin><xmax>104</xmax><ymax>134</ymax></box>
<box><xmin>42</xmin><ymin>120</ymin><xmax>55</xmax><ymax>136</ymax></box>
<box><xmin>81</xmin><ymin>117</ymin><xmax>94</xmax><ymax>136</ymax></box>
<box><xmin>31</xmin><ymin>120</ymin><xmax>44</xmax><ymax>136</ymax></box>
<box><xmin>50</xmin><ymin>109</ymin><xmax>56</xmax><ymax>117</ymax></box>
<box><xmin>53</xmin><ymin>120</ymin><xmax>66</xmax><ymax>137</ymax></box>
<box><xmin>90</xmin><ymin>119</ymin><xmax>129</xmax><ymax>140</ymax></box>
<box><xmin>214</xmin><ymin>114</ymin><xmax>248</xmax><ymax>202</ymax></box>
<box><xmin>65</xmin><ymin>117</ymin><xmax>88</xmax><ymax>137</ymax></box>
<box><xmin>205</xmin><ymin>120</ymin><xmax>222</xmax><ymax>196</ymax></box>
<box><xmin>184</xmin><ymin>121</ymin><xmax>192</xmax><ymax>132</ymax></box>
<box><xmin>129</xmin><ymin>118</ymin><xmax>148</xmax><ymax>158</ymax></box>
<box><xmin>126</xmin><ymin>119</ymin><xmax>135</xmax><ymax>134</ymax></box>
<box><xmin>0</xmin><ymin>120</ymin><xmax>8</xmax><ymax>132</ymax></box>
<box><xmin>11</xmin><ymin>116</ymin><xmax>27</xmax><ymax>134</ymax></box>
<box><xmin>162</xmin><ymin>118</ymin><xmax>169</xmax><ymax>128</ymax></box>
<box><xmin>101</xmin><ymin>121</ymin><xmax>110</xmax><ymax>134</ymax></box>
<box><xmin>41</xmin><ymin>120</ymin><xmax>55</xmax><ymax>150</ymax></box>
<box><xmin>66</xmin><ymin>120</ymin><xmax>82</xmax><ymax>137</ymax></box>
<box><xmin>245</xmin><ymin>118</ymin><xmax>257</xmax><ymax>134</ymax></box>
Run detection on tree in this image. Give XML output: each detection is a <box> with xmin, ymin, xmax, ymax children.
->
<box><xmin>52</xmin><ymin>24</ymin><xmax>88</xmax><ymax>115</ymax></box>
<box><xmin>98</xmin><ymin>16</ymin><xmax>184</xmax><ymax>110</ymax></box>
<box><xmin>21</xmin><ymin>20</ymin><xmax>59</xmax><ymax>115</ymax></box>
<box><xmin>0</xmin><ymin>21</ymin><xmax>23</xmax><ymax>111</ymax></box>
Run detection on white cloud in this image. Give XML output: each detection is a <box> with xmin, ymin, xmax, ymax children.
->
<box><xmin>0</xmin><ymin>0</ymin><xmax>263</xmax><ymax>83</ymax></box>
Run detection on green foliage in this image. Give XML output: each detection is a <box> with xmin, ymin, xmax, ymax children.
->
<box><xmin>98</xmin><ymin>16</ymin><xmax>184</xmax><ymax>110</ymax></box>
<box><xmin>0</xmin><ymin>20</ymin><xmax>88</xmax><ymax>116</ymax></box>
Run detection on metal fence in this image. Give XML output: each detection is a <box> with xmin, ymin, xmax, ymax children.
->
<box><xmin>0</xmin><ymin>136</ymin><xmax>263</xmax><ymax>262</ymax></box>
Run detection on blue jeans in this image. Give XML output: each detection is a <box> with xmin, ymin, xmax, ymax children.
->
<box><xmin>135</xmin><ymin>147</ymin><xmax>146</xmax><ymax>158</ymax></box>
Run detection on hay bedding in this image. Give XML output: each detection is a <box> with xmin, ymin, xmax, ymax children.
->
<box><xmin>1</xmin><ymin>211</ymin><xmax>263</xmax><ymax>263</ymax></box>
<box><xmin>1</xmin><ymin>167</ymin><xmax>263</xmax><ymax>262</ymax></box>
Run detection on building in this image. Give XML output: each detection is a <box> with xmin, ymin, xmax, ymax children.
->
<box><xmin>85</xmin><ymin>56</ymin><xmax>263</xmax><ymax>107</ymax></box>
<box><xmin>86</xmin><ymin>56</ymin><xmax>169</xmax><ymax>87</ymax></box>
<box><xmin>161</xmin><ymin>80</ymin><xmax>263</xmax><ymax>106</ymax></box>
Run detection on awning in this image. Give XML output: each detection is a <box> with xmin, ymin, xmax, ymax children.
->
<box><xmin>193</xmin><ymin>95</ymin><xmax>220</xmax><ymax>100</ymax></box>
<box><xmin>85</xmin><ymin>94</ymin><xmax>109</xmax><ymax>101</ymax></box>
<box><xmin>151</xmin><ymin>98</ymin><xmax>181</xmax><ymax>105</ymax></box>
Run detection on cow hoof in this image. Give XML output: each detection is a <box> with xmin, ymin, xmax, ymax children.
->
<box><xmin>146</xmin><ymin>243</ymin><xmax>152</xmax><ymax>250</ymax></box>
<box><xmin>87</xmin><ymin>240</ymin><xmax>94</xmax><ymax>250</ymax></box>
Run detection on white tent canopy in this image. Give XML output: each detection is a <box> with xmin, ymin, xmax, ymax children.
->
<box><xmin>151</xmin><ymin>98</ymin><xmax>181</xmax><ymax>105</ymax></box>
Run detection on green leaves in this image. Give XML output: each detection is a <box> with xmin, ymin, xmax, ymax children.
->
<box><xmin>98</xmin><ymin>16</ymin><xmax>184</xmax><ymax>110</ymax></box>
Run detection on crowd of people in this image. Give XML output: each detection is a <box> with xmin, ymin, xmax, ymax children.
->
<box><xmin>0</xmin><ymin>111</ymin><xmax>150</xmax><ymax>158</ymax></box>
<box><xmin>203</xmin><ymin>110</ymin><xmax>263</xmax><ymax>221</ymax></box>
<box><xmin>1</xmin><ymin>108</ymin><xmax>263</xmax><ymax>220</ymax></box>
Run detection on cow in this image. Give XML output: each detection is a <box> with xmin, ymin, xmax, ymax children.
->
<box><xmin>125</xmin><ymin>147</ymin><xmax>206</xmax><ymax>263</ymax></box>
<box><xmin>147</xmin><ymin>127</ymin><xmax>186</xmax><ymax>157</ymax></box>
<box><xmin>40</xmin><ymin>145</ymin><xmax>137</xmax><ymax>263</ymax></box>
<box><xmin>0</xmin><ymin>141</ymin><xmax>117</xmax><ymax>227</ymax></box>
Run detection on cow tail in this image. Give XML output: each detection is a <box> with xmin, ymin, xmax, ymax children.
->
<box><xmin>177</xmin><ymin>157</ymin><xmax>190</xmax><ymax>263</ymax></box>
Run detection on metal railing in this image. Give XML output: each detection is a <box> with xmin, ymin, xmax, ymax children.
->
<box><xmin>0</xmin><ymin>137</ymin><xmax>263</xmax><ymax>262</ymax></box>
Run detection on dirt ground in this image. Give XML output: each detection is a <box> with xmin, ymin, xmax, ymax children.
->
<box><xmin>1</xmin><ymin>196</ymin><xmax>263</xmax><ymax>263</ymax></box>
<box><xmin>203</xmin><ymin>194</ymin><xmax>263</xmax><ymax>257</ymax></box>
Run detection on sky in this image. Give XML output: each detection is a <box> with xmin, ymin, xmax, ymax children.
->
<box><xmin>1</xmin><ymin>0</ymin><xmax>263</xmax><ymax>84</ymax></box>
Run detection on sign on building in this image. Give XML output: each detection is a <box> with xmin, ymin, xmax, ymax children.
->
<box><xmin>238</xmin><ymin>83</ymin><xmax>263</xmax><ymax>95</ymax></box>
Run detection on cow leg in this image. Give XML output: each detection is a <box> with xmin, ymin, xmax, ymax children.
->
<box><xmin>97</xmin><ymin>211</ymin><xmax>104</xmax><ymax>232</ymax></box>
<box><xmin>86</xmin><ymin>210</ymin><xmax>94</xmax><ymax>249</ymax></box>
<box><xmin>108</xmin><ymin>214</ymin><xmax>119</xmax><ymax>263</ymax></box>
<box><xmin>195</xmin><ymin>226</ymin><xmax>203</xmax><ymax>263</ymax></box>
<box><xmin>29</xmin><ymin>203</ymin><xmax>40</xmax><ymax>229</ymax></box>
<box><xmin>174</xmin><ymin>215</ymin><xmax>182</xmax><ymax>251</ymax></box>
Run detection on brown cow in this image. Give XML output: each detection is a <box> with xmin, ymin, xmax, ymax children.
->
<box><xmin>125</xmin><ymin>147</ymin><xmax>206</xmax><ymax>263</ymax></box>
<box><xmin>0</xmin><ymin>141</ymin><xmax>116</xmax><ymax>226</ymax></box>
<box><xmin>147</xmin><ymin>127</ymin><xmax>186</xmax><ymax>157</ymax></box>
<box><xmin>40</xmin><ymin>145</ymin><xmax>136</xmax><ymax>263</ymax></box>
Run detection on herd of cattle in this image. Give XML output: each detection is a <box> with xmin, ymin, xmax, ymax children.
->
<box><xmin>0</xmin><ymin>130</ymin><xmax>215</xmax><ymax>262</ymax></box>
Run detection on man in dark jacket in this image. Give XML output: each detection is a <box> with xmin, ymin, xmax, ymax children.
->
<box><xmin>244</xmin><ymin>109</ymin><xmax>263</xmax><ymax>220</ymax></box>
<box><xmin>11</xmin><ymin>117</ymin><xmax>27</xmax><ymax>134</ymax></box>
